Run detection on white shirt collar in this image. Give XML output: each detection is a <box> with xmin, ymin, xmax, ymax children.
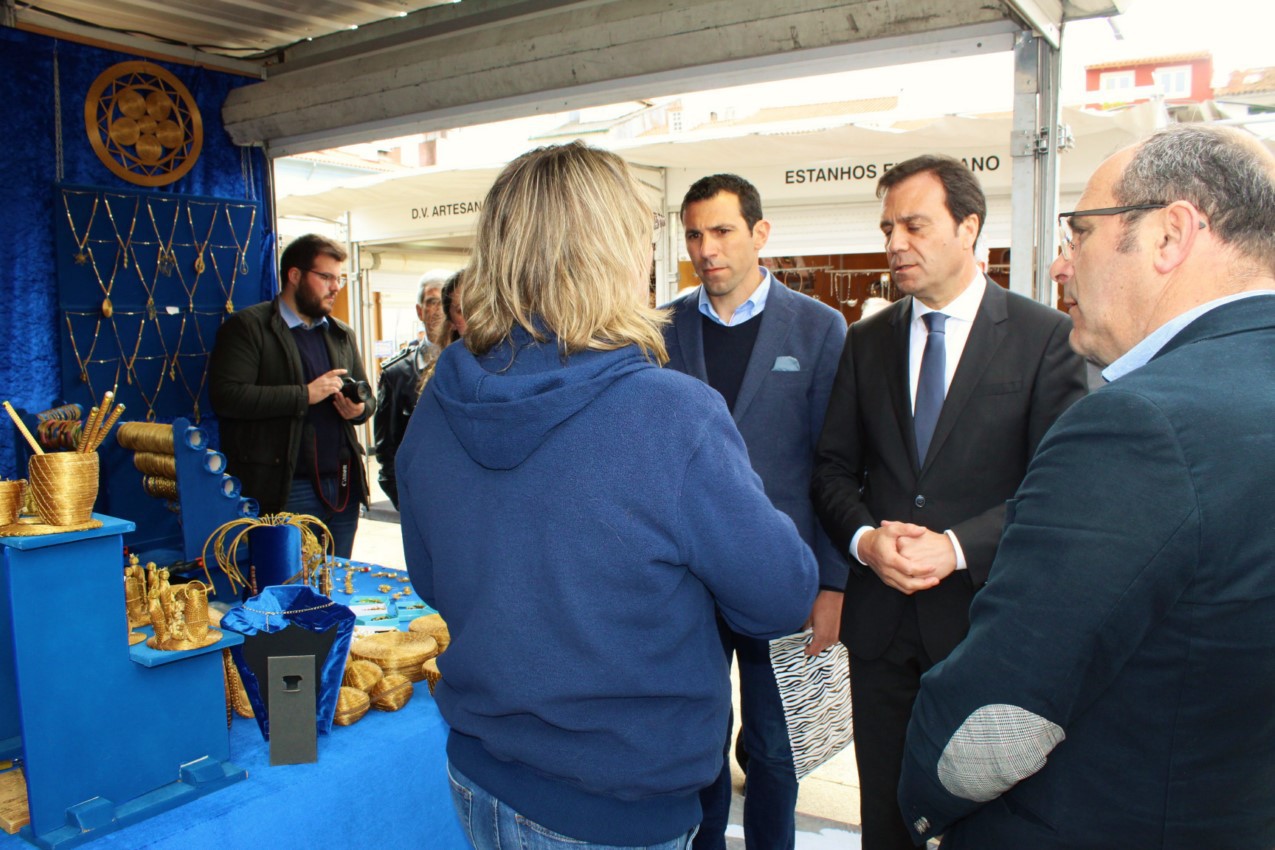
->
<box><xmin>911</xmin><ymin>269</ymin><xmax>985</xmax><ymax>325</ymax></box>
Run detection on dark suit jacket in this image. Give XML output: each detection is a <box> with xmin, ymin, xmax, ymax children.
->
<box><xmin>811</xmin><ymin>278</ymin><xmax>1086</xmax><ymax>661</ymax></box>
<box><xmin>665</xmin><ymin>279</ymin><xmax>848</xmax><ymax>590</ymax></box>
<box><xmin>900</xmin><ymin>295</ymin><xmax>1275</xmax><ymax>849</ymax></box>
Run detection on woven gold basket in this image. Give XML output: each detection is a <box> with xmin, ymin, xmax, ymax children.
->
<box><xmin>342</xmin><ymin>658</ymin><xmax>384</xmax><ymax>692</ymax></box>
<box><xmin>408</xmin><ymin>614</ymin><xmax>451</xmax><ymax>653</ymax></box>
<box><xmin>370</xmin><ymin>674</ymin><xmax>413</xmax><ymax>711</ymax></box>
<box><xmin>421</xmin><ymin>657</ymin><xmax>442</xmax><ymax>695</ymax></box>
<box><xmin>0</xmin><ymin>480</ymin><xmax>24</xmax><ymax>526</ymax></box>
<box><xmin>351</xmin><ymin>632</ymin><xmax>438</xmax><ymax>682</ymax></box>
<box><xmin>334</xmin><ymin>686</ymin><xmax>371</xmax><ymax>726</ymax></box>
<box><xmin>28</xmin><ymin>452</ymin><xmax>98</xmax><ymax>526</ymax></box>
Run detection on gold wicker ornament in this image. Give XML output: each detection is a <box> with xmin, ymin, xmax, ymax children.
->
<box><xmin>369</xmin><ymin>674</ymin><xmax>413</xmax><ymax>711</ymax></box>
<box><xmin>147</xmin><ymin>578</ymin><xmax>221</xmax><ymax>651</ymax></box>
<box><xmin>408</xmin><ymin>614</ymin><xmax>451</xmax><ymax>654</ymax></box>
<box><xmin>421</xmin><ymin>658</ymin><xmax>442</xmax><ymax>696</ymax></box>
<box><xmin>0</xmin><ymin>480</ymin><xmax>24</xmax><ymax>526</ymax></box>
<box><xmin>334</xmin><ymin>687</ymin><xmax>371</xmax><ymax>726</ymax></box>
<box><xmin>202</xmin><ymin>513</ymin><xmax>334</xmax><ymax>598</ymax></box>
<box><xmin>223</xmin><ymin>649</ymin><xmax>254</xmax><ymax>719</ymax></box>
<box><xmin>341</xmin><ymin>659</ymin><xmax>384</xmax><ymax>692</ymax></box>
<box><xmin>27</xmin><ymin>451</ymin><xmax>99</xmax><ymax>528</ymax></box>
<box><xmin>85</xmin><ymin>62</ymin><xmax>203</xmax><ymax>187</ymax></box>
<box><xmin>350</xmin><ymin>632</ymin><xmax>438</xmax><ymax>683</ymax></box>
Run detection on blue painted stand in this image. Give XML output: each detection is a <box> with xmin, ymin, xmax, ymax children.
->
<box><xmin>0</xmin><ymin>515</ymin><xmax>245</xmax><ymax>849</ymax></box>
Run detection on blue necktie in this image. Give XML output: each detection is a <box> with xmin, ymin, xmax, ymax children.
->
<box><xmin>914</xmin><ymin>312</ymin><xmax>947</xmax><ymax>463</ymax></box>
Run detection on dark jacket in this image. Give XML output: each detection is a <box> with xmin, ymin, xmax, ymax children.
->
<box><xmin>901</xmin><ymin>296</ymin><xmax>1275</xmax><ymax>849</ymax></box>
<box><xmin>372</xmin><ymin>341</ymin><xmax>437</xmax><ymax>508</ymax></box>
<box><xmin>209</xmin><ymin>298</ymin><xmax>374</xmax><ymax>515</ymax></box>
<box><xmin>664</xmin><ymin>278</ymin><xmax>848</xmax><ymax>591</ymax></box>
<box><xmin>399</xmin><ymin>328</ymin><xmax>818</xmax><ymax>845</ymax></box>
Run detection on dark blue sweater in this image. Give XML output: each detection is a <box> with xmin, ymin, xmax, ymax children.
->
<box><xmin>398</xmin><ymin>328</ymin><xmax>818</xmax><ymax>844</ymax></box>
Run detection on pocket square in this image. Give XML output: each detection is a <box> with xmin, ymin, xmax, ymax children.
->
<box><xmin>773</xmin><ymin>356</ymin><xmax>801</xmax><ymax>372</ymax></box>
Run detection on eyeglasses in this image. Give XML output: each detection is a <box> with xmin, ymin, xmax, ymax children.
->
<box><xmin>305</xmin><ymin>268</ymin><xmax>344</xmax><ymax>288</ymax></box>
<box><xmin>1056</xmin><ymin>203</ymin><xmax>1167</xmax><ymax>260</ymax></box>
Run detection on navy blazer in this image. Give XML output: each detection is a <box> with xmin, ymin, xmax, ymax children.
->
<box><xmin>664</xmin><ymin>279</ymin><xmax>848</xmax><ymax>590</ymax></box>
<box><xmin>900</xmin><ymin>295</ymin><xmax>1275</xmax><ymax>849</ymax></box>
<box><xmin>812</xmin><ymin>279</ymin><xmax>1087</xmax><ymax>662</ymax></box>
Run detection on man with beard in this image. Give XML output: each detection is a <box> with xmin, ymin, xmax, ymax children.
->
<box><xmin>210</xmin><ymin>233</ymin><xmax>375</xmax><ymax>558</ymax></box>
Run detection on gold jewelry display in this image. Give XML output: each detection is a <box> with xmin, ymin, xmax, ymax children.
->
<box><xmin>145</xmin><ymin>197</ymin><xmax>181</xmax><ymax>277</ymax></box>
<box><xmin>203</xmin><ymin>513</ymin><xmax>335</xmax><ymax>598</ymax></box>
<box><xmin>225</xmin><ymin>203</ymin><xmax>257</xmax><ymax>277</ymax></box>
<box><xmin>147</xmin><ymin>576</ymin><xmax>221</xmax><ymax>651</ymax></box>
<box><xmin>208</xmin><ymin>249</ymin><xmax>238</xmax><ymax>316</ymax></box>
<box><xmin>62</xmin><ymin>191</ymin><xmax>99</xmax><ymax>265</ymax></box>
<box><xmin>64</xmin><ymin>313</ymin><xmax>102</xmax><ymax>390</ymax></box>
<box><xmin>103</xmin><ymin>194</ymin><xmax>140</xmax><ymax>269</ymax></box>
<box><xmin>84</xmin><ymin>61</ymin><xmax>203</xmax><ymax>187</ymax></box>
<box><xmin>86</xmin><ymin>244</ymin><xmax>121</xmax><ymax>318</ymax></box>
<box><xmin>186</xmin><ymin>201</ymin><xmax>217</xmax><ymax>276</ymax></box>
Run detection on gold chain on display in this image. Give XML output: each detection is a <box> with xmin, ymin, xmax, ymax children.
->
<box><xmin>102</xmin><ymin>194</ymin><xmax>139</xmax><ymax>269</ymax></box>
<box><xmin>224</xmin><ymin>203</ymin><xmax>256</xmax><ymax>277</ymax></box>
<box><xmin>62</xmin><ymin>191</ymin><xmax>99</xmax><ymax>265</ymax></box>
<box><xmin>145</xmin><ymin>197</ymin><xmax>182</xmax><ymax>278</ymax></box>
<box><xmin>186</xmin><ymin>200</ymin><xmax>218</xmax><ymax>275</ymax></box>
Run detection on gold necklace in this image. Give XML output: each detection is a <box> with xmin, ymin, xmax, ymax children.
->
<box><xmin>225</xmin><ymin>203</ymin><xmax>257</xmax><ymax>275</ymax></box>
<box><xmin>127</xmin><ymin>243</ymin><xmax>159</xmax><ymax>321</ymax></box>
<box><xmin>171</xmin><ymin>351</ymin><xmax>209</xmax><ymax>423</ymax></box>
<box><xmin>209</xmin><ymin>249</ymin><xmax>239</xmax><ymax>314</ymax></box>
<box><xmin>103</xmin><ymin>194</ymin><xmax>140</xmax><ymax>269</ymax></box>
<box><xmin>64</xmin><ymin>312</ymin><xmax>102</xmax><ymax>391</ymax></box>
<box><xmin>62</xmin><ymin>191</ymin><xmax>100</xmax><ymax>266</ymax></box>
<box><xmin>186</xmin><ymin>201</ymin><xmax>218</xmax><ymax>275</ymax></box>
<box><xmin>146</xmin><ymin>197</ymin><xmax>181</xmax><ymax>277</ymax></box>
<box><xmin>86</xmin><ymin>244</ymin><xmax>122</xmax><ymax>317</ymax></box>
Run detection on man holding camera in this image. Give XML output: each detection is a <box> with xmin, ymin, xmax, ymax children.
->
<box><xmin>210</xmin><ymin>233</ymin><xmax>375</xmax><ymax>558</ymax></box>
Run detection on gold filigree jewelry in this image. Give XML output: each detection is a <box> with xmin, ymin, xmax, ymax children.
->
<box><xmin>64</xmin><ymin>313</ymin><xmax>102</xmax><ymax>389</ymax></box>
<box><xmin>203</xmin><ymin>513</ymin><xmax>335</xmax><ymax>597</ymax></box>
<box><xmin>186</xmin><ymin>201</ymin><xmax>218</xmax><ymax>275</ymax></box>
<box><xmin>209</xmin><ymin>249</ymin><xmax>239</xmax><ymax>315</ymax></box>
<box><xmin>84</xmin><ymin>61</ymin><xmax>203</xmax><ymax>187</ymax></box>
<box><xmin>145</xmin><ymin>196</ymin><xmax>181</xmax><ymax>277</ymax></box>
<box><xmin>224</xmin><ymin>203</ymin><xmax>256</xmax><ymax>277</ymax></box>
<box><xmin>171</xmin><ymin>352</ymin><xmax>209</xmax><ymax>423</ymax></box>
<box><xmin>62</xmin><ymin>191</ymin><xmax>100</xmax><ymax>265</ymax></box>
<box><xmin>85</xmin><ymin>244</ymin><xmax>121</xmax><ymax>317</ymax></box>
<box><xmin>127</xmin><ymin>244</ymin><xmax>158</xmax><ymax>321</ymax></box>
<box><xmin>103</xmin><ymin>193</ymin><xmax>140</xmax><ymax>269</ymax></box>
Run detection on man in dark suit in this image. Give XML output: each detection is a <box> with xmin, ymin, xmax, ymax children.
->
<box><xmin>665</xmin><ymin>174</ymin><xmax>847</xmax><ymax>850</ymax></box>
<box><xmin>810</xmin><ymin>156</ymin><xmax>1087</xmax><ymax>850</ymax></box>
<box><xmin>900</xmin><ymin>125</ymin><xmax>1275</xmax><ymax>849</ymax></box>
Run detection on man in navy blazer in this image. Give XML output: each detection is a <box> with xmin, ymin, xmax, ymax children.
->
<box><xmin>664</xmin><ymin>174</ymin><xmax>847</xmax><ymax>850</ymax></box>
<box><xmin>810</xmin><ymin>156</ymin><xmax>1087</xmax><ymax>850</ymax></box>
<box><xmin>900</xmin><ymin>125</ymin><xmax>1275</xmax><ymax>849</ymax></box>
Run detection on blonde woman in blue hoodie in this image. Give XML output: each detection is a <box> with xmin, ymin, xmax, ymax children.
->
<box><xmin>397</xmin><ymin>141</ymin><xmax>819</xmax><ymax>849</ymax></box>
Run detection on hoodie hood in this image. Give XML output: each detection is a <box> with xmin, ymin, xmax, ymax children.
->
<box><xmin>429</xmin><ymin>327</ymin><xmax>654</xmax><ymax>470</ymax></box>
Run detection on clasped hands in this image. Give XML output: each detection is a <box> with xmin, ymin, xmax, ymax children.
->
<box><xmin>860</xmin><ymin>520</ymin><xmax>957</xmax><ymax>595</ymax></box>
<box><xmin>306</xmin><ymin>368</ymin><xmax>365</xmax><ymax>420</ymax></box>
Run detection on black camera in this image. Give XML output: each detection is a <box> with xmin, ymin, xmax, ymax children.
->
<box><xmin>340</xmin><ymin>377</ymin><xmax>372</xmax><ymax>403</ymax></box>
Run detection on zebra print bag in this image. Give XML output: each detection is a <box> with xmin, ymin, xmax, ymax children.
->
<box><xmin>768</xmin><ymin>630</ymin><xmax>854</xmax><ymax>780</ymax></box>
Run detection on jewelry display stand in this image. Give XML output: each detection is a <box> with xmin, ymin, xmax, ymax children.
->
<box><xmin>0</xmin><ymin>516</ymin><xmax>245</xmax><ymax>849</ymax></box>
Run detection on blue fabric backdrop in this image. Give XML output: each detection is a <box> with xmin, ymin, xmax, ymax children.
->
<box><xmin>0</xmin><ymin>27</ymin><xmax>274</xmax><ymax>479</ymax></box>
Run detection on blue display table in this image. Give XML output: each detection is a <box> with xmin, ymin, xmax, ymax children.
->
<box><xmin>0</xmin><ymin>692</ymin><xmax>467</xmax><ymax>849</ymax></box>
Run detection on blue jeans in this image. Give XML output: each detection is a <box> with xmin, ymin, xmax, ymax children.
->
<box><xmin>694</xmin><ymin>630</ymin><xmax>798</xmax><ymax>850</ymax></box>
<box><xmin>285</xmin><ymin>477</ymin><xmax>360</xmax><ymax>560</ymax></box>
<box><xmin>447</xmin><ymin>762</ymin><xmax>698</xmax><ymax>850</ymax></box>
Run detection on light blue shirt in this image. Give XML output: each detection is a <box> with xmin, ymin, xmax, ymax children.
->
<box><xmin>1101</xmin><ymin>290</ymin><xmax>1275</xmax><ymax>383</ymax></box>
<box><xmin>279</xmin><ymin>299</ymin><xmax>329</xmax><ymax>331</ymax></box>
<box><xmin>697</xmin><ymin>267</ymin><xmax>773</xmax><ymax>326</ymax></box>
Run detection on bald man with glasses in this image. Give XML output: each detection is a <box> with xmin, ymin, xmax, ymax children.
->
<box><xmin>210</xmin><ymin>232</ymin><xmax>376</xmax><ymax>558</ymax></box>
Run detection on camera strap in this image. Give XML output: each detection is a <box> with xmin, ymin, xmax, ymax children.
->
<box><xmin>308</xmin><ymin>432</ymin><xmax>352</xmax><ymax>514</ymax></box>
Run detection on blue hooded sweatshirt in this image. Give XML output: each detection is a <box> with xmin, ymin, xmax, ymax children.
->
<box><xmin>398</xmin><ymin>327</ymin><xmax>818</xmax><ymax>844</ymax></box>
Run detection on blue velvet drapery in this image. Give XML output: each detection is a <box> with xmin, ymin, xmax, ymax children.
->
<box><xmin>0</xmin><ymin>27</ymin><xmax>274</xmax><ymax>479</ymax></box>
